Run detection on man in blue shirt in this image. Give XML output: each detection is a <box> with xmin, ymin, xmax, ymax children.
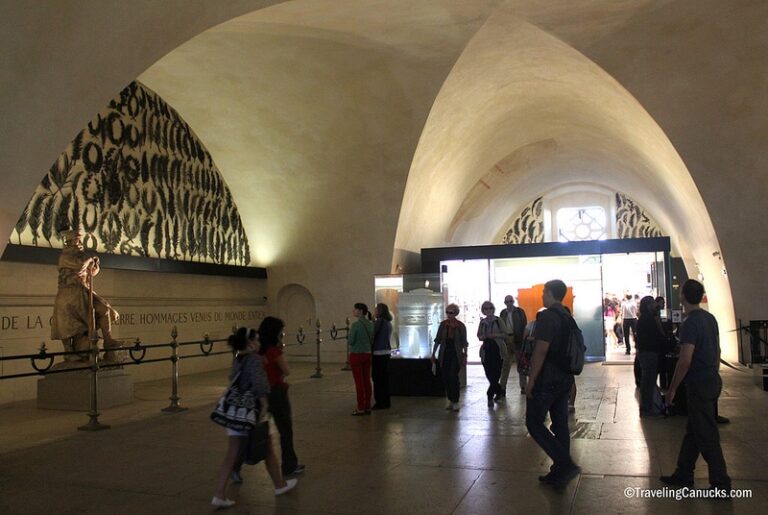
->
<box><xmin>661</xmin><ymin>279</ymin><xmax>731</xmax><ymax>495</ymax></box>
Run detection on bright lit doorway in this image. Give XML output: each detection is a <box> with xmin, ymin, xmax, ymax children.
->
<box><xmin>422</xmin><ymin>238</ymin><xmax>670</xmax><ymax>363</ymax></box>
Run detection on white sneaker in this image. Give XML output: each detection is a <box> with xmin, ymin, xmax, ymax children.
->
<box><xmin>211</xmin><ymin>496</ymin><xmax>236</xmax><ymax>509</ymax></box>
<box><xmin>451</xmin><ymin>403</ymin><xmax>460</xmax><ymax>412</ymax></box>
<box><xmin>445</xmin><ymin>400</ymin><xmax>453</xmax><ymax>410</ymax></box>
<box><xmin>275</xmin><ymin>478</ymin><xmax>298</xmax><ymax>496</ymax></box>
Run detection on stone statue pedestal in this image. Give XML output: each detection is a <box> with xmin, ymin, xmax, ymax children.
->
<box><xmin>37</xmin><ymin>368</ymin><xmax>134</xmax><ymax>411</ymax></box>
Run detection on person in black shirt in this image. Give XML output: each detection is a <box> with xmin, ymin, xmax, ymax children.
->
<box><xmin>636</xmin><ymin>296</ymin><xmax>665</xmax><ymax>416</ymax></box>
<box><xmin>661</xmin><ymin>279</ymin><xmax>731</xmax><ymax>494</ymax></box>
<box><xmin>525</xmin><ymin>279</ymin><xmax>580</xmax><ymax>488</ymax></box>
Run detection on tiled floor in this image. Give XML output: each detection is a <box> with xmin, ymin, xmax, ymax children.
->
<box><xmin>0</xmin><ymin>361</ymin><xmax>766</xmax><ymax>514</ymax></box>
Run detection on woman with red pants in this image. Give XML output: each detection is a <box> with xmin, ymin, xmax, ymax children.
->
<box><xmin>348</xmin><ymin>302</ymin><xmax>374</xmax><ymax>415</ymax></box>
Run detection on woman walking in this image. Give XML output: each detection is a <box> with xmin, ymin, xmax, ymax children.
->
<box><xmin>258</xmin><ymin>316</ymin><xmax>305</xmax><ymax>477</ymax></box>
<box><xmin>212</xmin><ymin>327</ymin><xmax>297</xmax><ymax>509</ymax></box>
<box><xmin>372</xmin><ymin>303</ymin><xmax>393</xmax><ymax>410</ymax></box>
<box><xmin>477</xmin><ymin>301</ymin><xmax>507</xmax><ymax>408</ymax></box>
<box><xmin>348</xmin><ymin>303</ymin><xmax>374</xmax><ymax>415</ymax></box>
<box><xmin>431</xmin><ymin>303</ymin><xmax>468</xmax><ymax>411</ymax></box>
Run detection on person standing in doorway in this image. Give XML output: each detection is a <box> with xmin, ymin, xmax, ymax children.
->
<box><xmin>432</xmin><ymin>303</ymin><xmax>468</xmax><ymax>411</ymax></box>
<box><xmin>525</xmin><ymin>280</ymin><xmax>580</xmax><ymax>488</ymax></box>
<box><xmin>621</xmin><ymin>294</ymin><xmax>638</xmax><ymax>355</ymax></box>
<box><xmin>499</xmin><ymin>295</ymin><xmax>527</xmax><ymax>399</ymax></box>
<box><xmin>348</xmin><ymin>303</ymin><xmax>374</xmax><ymax>415</ymax></box>
<box><xmin>661</xmin><ymin>279</ymin><xmax>731</xmax><ymax>494</ymax></box>
<box><xmin>371</xmin><ymin>303</ymin><xmax>393</xmax><ymax>410</ymax></box>
<box><xmin>478</xmin><ymin>301</ymin><xmax>507</xmax><ymax>408</ymax></box>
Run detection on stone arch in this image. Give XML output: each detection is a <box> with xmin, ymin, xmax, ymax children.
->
<box><xmin>276</xmin><ymin>284</ymin><xmax>317</xmax><ymax>334</ymax></box>
<box><xmin>0</xmin><ymin>2</ymin><xmax>280</xmax><ymax>253</ymax></box>
<box><xmin>392</xmin><ymin>12</ymin><xmax>737</xmax><ymax>359</ymax></box>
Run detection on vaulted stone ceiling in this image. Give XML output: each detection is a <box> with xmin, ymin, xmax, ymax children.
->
<box><xmin>3</xmin><ymin>0</ymin><xmax>767</xmax><ymax>361</ymax></box>
<box><xmin>137</xmin><ymin>0</ymin><xmax>730</xmax><ymax>326</ymax></box>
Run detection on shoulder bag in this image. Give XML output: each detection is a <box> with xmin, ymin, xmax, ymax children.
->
<box><xmin>242</xmin><ymin>420</ymin><xmax>270</xmax><ymax>464</ymax></box>
<box><xmin>210</xmin><ymin>368</ymin><xmax>258</xmax><ymax>431</ymax></box>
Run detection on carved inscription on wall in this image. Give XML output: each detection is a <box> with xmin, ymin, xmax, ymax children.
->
<box><xmin>11</xmin><ymin>81</ymin><xmax>250</xmax><ymax>265</ymax></box>
<box><xmin>0</xmin><ymin>306</ymin><xmax>266</xmax><ymax>340</ymax></box>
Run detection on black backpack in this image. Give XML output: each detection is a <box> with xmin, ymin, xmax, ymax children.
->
<box><xmin>556</xmin><ymin>310</ymin><xmax>586</xmax><ymax>375</ymax></box>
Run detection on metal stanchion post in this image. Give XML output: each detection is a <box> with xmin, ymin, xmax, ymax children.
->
<box><xmin>79</xmin><ymin>266</ymin><xmax>109</xmax><ymax>431</ymax></box>
<box><xmin>78</xmin><ymin>339</ymin><xmax>110</xmax><ymax>431</ymax></box>
<box><xmin>341</xmin><ymin>317</ymin><xmax>351</xmax><ymax>371</ymax></box>
<box><xmin>311</xmin><ymin>319</ymin><xmax>323</xmax><ymax>378</ymax></box>
<box><xmin>162</xmin><ymin>326</ymin><xmax>187</xmax><ymax>413</ymax></box>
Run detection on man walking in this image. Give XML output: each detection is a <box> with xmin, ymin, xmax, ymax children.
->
<box><xmin>621</xmin><ymin>294</ymin><xmax>638</xmax><ymax>355</ymax></box>
<box><xmin>499</xmin><ymin>295</ymin><xmax>528</xmax><ymax>396</ymax></box>
<box><xmin>661</xmin><ymin>279</ymin><xmax>731</xmax><ymax>495</ymax></box>
<box><xmin>526</xmin><ymin>279</ymin><xmax>580</xmax><ymax>488</ymax></box>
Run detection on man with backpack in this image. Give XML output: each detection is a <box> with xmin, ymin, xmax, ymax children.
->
<box><xmin>525</xmin><ymin>279</ymin><xmax>583</xmax><ymax>488</ymax></box>
<box><xmin>661</xmin><ymin>279</ymin><xmax>731</xmax><ymax>496</ymax></box>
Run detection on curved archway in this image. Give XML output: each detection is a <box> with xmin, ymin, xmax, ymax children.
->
<box><xmin>392</xmin><ymin>13</ymin><xmax>737</xmax><ymax>360</ymax></box>
<box><xmin>0</xmin><ymin>1</ymin><xmax>281</xmax><ymax>252</ymax></box>
<box><xmin>276</xmin><ymin>283</ymin><xmax>317</xmax><ymax>335</ymax></box>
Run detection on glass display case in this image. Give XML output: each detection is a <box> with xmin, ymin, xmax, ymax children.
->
<box><xmin>374</xmin><ymin>273</ymin><xmax>441</xmax><ymax>359</ymax></box>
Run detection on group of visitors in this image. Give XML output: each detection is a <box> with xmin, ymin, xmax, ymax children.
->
<box><xmin>429</xmin><ymin>278</ymin><xmax>731</xmax><ymax>494</ymax></box>
<box><xmin>347</xmin><ymin>302</ymin><xmax>394</xmax><ymax>415</ymax></box>
<box><xmin>431</xmin><ymin>280</ymin><xmax>583</xmax><ymax>488</ymax></box>
<box><xmin>211</xmin><ymin>277</ymin><xmax>731</xmax><ymax>503</ymax></box>
<box><xmin>605</xmin><ymin>293</ymin><xmax>667</xmax><ymax>356</ymax></box>
<box><xmin>430</xmin><ymin>296</ymin><xmax>529</xmax><ymax>411</ymax></box>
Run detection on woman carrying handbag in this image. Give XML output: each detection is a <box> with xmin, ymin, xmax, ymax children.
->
<box><xmin>211</xmin><ymin>327</ymin><xmax>297</xmax><ymax>509</ymax></box>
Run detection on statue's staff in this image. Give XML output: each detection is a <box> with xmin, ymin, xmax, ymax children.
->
<box><xmin>87</xmin><ymin>259</ymin><xmax>97</xmax><ymax>345</ymax></box>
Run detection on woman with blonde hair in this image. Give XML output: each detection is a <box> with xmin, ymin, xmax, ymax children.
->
<box><xmin>431</xmin><ymin>303</ymin><xmax>468</xmax><ymax>411</ymax></box>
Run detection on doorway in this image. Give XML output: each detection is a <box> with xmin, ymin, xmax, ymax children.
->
<box><xmin>601</xmin><ymin>252</ymin><xmax>666</xmax><ymax>363</ymax></box>
<box><xmin>422</xmin><ymin>238</ymin><xmax>671</xmax><ymax>363</ymax></box>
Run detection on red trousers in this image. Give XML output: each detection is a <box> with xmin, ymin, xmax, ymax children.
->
<box><xmin>350</xmin><ymin>353</ymin><xmax>372</xmax><ymax>411</ymax></box>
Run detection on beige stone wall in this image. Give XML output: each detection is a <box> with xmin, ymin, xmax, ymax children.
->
<box><xmin>577</xmin><ymin>0</ymin><xmax>768</xmax><ymax>325</ymax></box>
<box><xmin>0</xmin><ymin>261</ymin><xmax>267</xmax><ymax>404</ymax></box>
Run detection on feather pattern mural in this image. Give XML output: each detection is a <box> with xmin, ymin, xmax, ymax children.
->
<box><xmin>501</xmin><ymin>197</ymin><xmax>544</xmax><ymax>244</ymax></box>
<box><xmin>615</xmin><ymin>193</ymin><xmax>663</xmax><ymax>239</ymax></box>
<box><xmin>10</xmin><ymin>81</ymin><xmax>250</xmax><ymax>265</ymax></box>
<box><xmin>499</xmin><ymin>193</ymin><xmax>664</xmax><ymax>245</ymax></box>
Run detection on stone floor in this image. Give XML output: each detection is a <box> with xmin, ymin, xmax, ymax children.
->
<box><xmin>0</xmin><ymin>360</ymin><xmax>766</xmax><ymax>514</ymax></box>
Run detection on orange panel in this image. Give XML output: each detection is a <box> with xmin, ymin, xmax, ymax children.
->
<box><xmin>517</xmin><ymin>283</ymin><xmax>574</xmax><ymax>320</ymax></box>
